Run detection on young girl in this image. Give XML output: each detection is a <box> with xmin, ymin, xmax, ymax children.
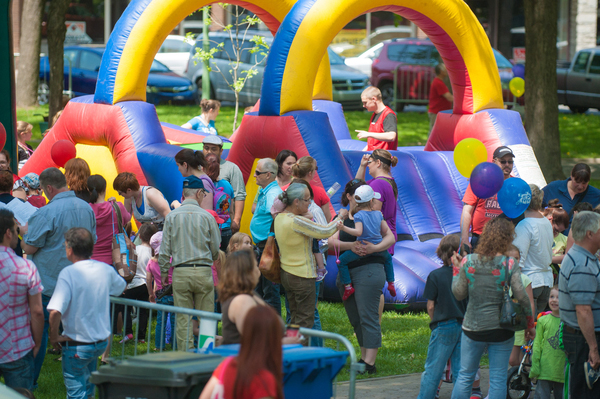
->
<box><xmin>337</xmin><ymin>185</ymin><xmax>396</xmax><ymax>300</ymax></box>
<box><xmin>227</xmin><ymin>232</ymin><xmax>253</xmax><ymax>253</ymax></box>
<box><xmin>530</xmin><ymin>286</ymin><xmax>566</xmax><ymax>399</ymax></box>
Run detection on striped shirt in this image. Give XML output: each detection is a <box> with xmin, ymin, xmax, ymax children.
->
<box><xmin>0</xmin><ymin>246</ymin><xmax>43</xmax><ymax>363</ymax></box>
<box><xmin>559</xmin><ymin>244</ymin><xmax>600</xmax><ymax>330</ymax></box>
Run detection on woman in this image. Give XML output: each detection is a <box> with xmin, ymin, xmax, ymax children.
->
<box><xmin>0</xmin><ymin>150</ymin><xmax>26</xmax><ymax>200</ymax></box>
<box><xmin>64</xmin><ymin>158</ymin><xmax>91</xmax><ymax>202</ymax></box>
<box><xmin>88</xmin><ymin>174</ymin><xmax>131</xmax><ymax>264</ymax></box>
<box><xmin>513</xmin><ymin>184</ymin><xmax>554</xmax><ymax>315</ymax></box>
<box><xmin>181</xmin><ymin>99</ymin><xmax>221</xmax><ymax>135</ymax></box>
<box><xmin>173</xmin><ymin>149</ymin><xmax>214</xmax><ymax>210</ymax></box>
<box><xmin>16</xmin><ymin>121</ymin><xmax>34</xmax><ymax>163</ymax></box>
<box><xmin>285</xmin><ymin>156</ymin><xmax>332</xmax><ymax>222</ymax></box>
<box><xmin>205</xmin><ymin>153</ymin><xmax>234</xmax><ymax>249</ymax></box>
<box><xmin>274</xmin><ymin>183</ymin><xmax>338</xmax><ymax>332</ymax></box>
<box><xmin>328</xmin><ymin>179</ymin><xmax>396</xmax><ymax>374</ymax></box>
<box><xmin>113</xmin><ymin>172</ymin><xmax>170</xmax><ymax>227</ymax></box>
<box><xmin>275</xmin><ymin>149</ymin><xmax>297</xmax><ymax>188</ymax></box>
<box><xmin>451</xmin><ymin>217</ymin><xmax>535</xmax><ymax>399</ymax></box>
<box><xmin>199</xmin><ymin>305</ymin><xmax>284</xmax><ymax>399</ymax></box>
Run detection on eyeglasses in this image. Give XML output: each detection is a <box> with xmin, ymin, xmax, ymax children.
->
<box><xmin>300</xmin><ymin>198</ymin><xmax>311</xmax><ymax>203</ymax></box>
<box><xmin>254</xmin><ymin>170</ymin><xmax>270</xmax><ymax>176</ymax></box>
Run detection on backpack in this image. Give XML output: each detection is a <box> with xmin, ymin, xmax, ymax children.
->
<box><xmin>213</xmin><ymin>185</ymin><xmax>231</xmax><ymax>223</ymax></box>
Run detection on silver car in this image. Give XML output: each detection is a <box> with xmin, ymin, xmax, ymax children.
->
<box><xmin>186</xmin><ymin>31</ymin><xmax>369</xmax><ymax>109</ymax></box>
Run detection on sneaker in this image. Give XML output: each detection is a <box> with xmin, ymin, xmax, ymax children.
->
<box><xmin>435</xmin><ymin>387</ymin><xmax>440</xmax><ymax>399</ymax></box>
<box><xmin>470</xmin><ymin>388</ymin><xmax>483</xmax><ymax>399</ymax></box>
<box><xmin>138</xmin><ymin>339</ymin><xmax>146</xmax><ymax>344</ymax></box>
<box><xmin>119</xmin><ymin>334</ymin><xmax>134</xmax><ymax>344</ymax></box>
<box><xmin>342</xmin><ymin>285</ymin><xmax>355</xmax><ymax>301</ymax></box>
<box><xmin>584</xmin><ymin>361</ymin><xmax>600</xmax><ymax>389</ymax></box>
<box><xmin>316</xmin><ymin>268</ymin><xmax>327</xmax><ymax>282</ymax></box>
<box><xmin>356</xmin><ymin>359</ymin><xmax>376</xmax><ymax>375</ymax></box>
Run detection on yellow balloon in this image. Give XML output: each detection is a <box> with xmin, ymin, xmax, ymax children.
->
<box><xmin>453</xmin><ymin>138</ymin><xmax>488</xmax><ymax>178</ymax></box>
<box><xmin>509</xmin><ymin>77</ymin><xmax>525</xmax><ymax>98</ymax></box>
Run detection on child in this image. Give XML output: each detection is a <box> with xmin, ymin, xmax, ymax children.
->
<box><xmin>530</xmin><ymin>286</ymin><xmax>566</xmax><ymax>399</ymax></box>
<box><xmin>227</xmin><ymin>232</ymin><xmax>253</xmax><ymax>253</ymax></box>
<box><xmin>337</xmin><ymin>185</ymin><xmax>396</xmax><ymax>300</ymax></box>
<box><xmin>417</xmin><ymin>234</ymin><xmax>467</xmax><ymax>399</ymax></box>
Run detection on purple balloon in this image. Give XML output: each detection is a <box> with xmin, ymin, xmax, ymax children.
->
<box><xmin>512</xmin><ymin>64</ymin><xmax>525</xmax><ymax>79</ymax></box>
<box><xmin>470</xmin><ymin>162</ymin><xmax>504</xmax><ymax>199</ymax></box>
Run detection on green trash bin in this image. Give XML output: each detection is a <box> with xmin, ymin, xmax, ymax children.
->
<box><xmin>90</xmin><ymin>351</ymin><xmax>224</xmax><ymax>399</ymax></box>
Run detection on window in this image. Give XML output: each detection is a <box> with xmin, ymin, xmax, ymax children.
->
<box><xmin>160</xmin><ymin>39</ymin><xmax>192</xmax><ymax>53</ymax></box>
<box><xmin>78</xmin><ymin>51</ymin><xmax>102</xmax><ymax>71</ymax></box>
<box><xmin>386</xmin><ymin>44</ymin><xmax>406</xmax><ymax>62</ymax></box>
<box><xmin>573</xmin><ymin>51</ymin><xmax>591</xmax><ymax>73</ymax></box>
<box><xmin>589</xmin><ymin>53</ymin><xmax>600</xmax><ymax>75</ymax></box>
<box><xmin>402</xmin><ymin>45</ymin><xmax>431</xmax><ymax>64</ymax></box>
<box><xmin>64</xmin><ymin>50</ymin><xmax>77</xmax><ymax>66</ymax></box>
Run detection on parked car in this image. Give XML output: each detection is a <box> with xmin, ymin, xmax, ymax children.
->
<box><xmin>333</xmin><ymin>25</ymin><xmax>413</xmax><ymax>58</ymax></box>
<box><xmin>38</xmin><ymin>46</ymin><xmax>195</xmax><ymax>105</ymax></box>
<box><xmin>370</xmin><ymin>38</ymin><xmax>518</xmax><ymax>111</ymax></box>
<box><xmin>557</xmin><ymin>47</ymin><xmax>600</xmax><ymax>113</ymax></box>
<box><xmin>185</xmin><ymin>31</ymin><xmax>369</xmax><ymax>109</ymax></box>
<box><xmin>155</xmin><ymin>35</ymin><xmax>195</xmax><ymax>76</ymax></box>
<box><xmin>344</xmin><ymin>42</ymin><xmax>385</xmax><ymax>77</ymax></box>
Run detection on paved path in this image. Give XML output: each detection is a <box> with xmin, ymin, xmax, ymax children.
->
<box><xmin>335</xmin><ymin>369</ymin><xmax>490</xmax><ymax>399</ymax></box>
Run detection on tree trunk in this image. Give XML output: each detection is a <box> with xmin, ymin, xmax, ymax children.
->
<box><xmin>497</xmin><ymin>0</ymin><xmax>515</xmax><ymax>59</ymax></box>
<box><xmin>523</xmin><ymin>0</ymin><xmax>564</xmax><ymax>182</ymax></box>
<box><xmin>47</xmin><ymin>0</ymin><xmax>69</xmax><ymax>124</ymax></box>
<box><xmin>16</xmin><ymin>0</ymin><xmax>44</xmax><ymax>107</ymax></box>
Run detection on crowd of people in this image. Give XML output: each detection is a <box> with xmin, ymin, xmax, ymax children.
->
<box><xmin>1</xmin><ymin>86</ymin><xmax>600</xmax><ymax>399</ymax></box>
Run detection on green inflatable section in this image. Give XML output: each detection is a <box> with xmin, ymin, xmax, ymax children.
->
<box><xmin>180</xmin><ymin>142</ymin><xmax>233</xmax><ymax>151</ymax></box>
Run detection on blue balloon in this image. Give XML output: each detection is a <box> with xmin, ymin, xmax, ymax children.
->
<box><xmin>512</xmin><ymin>64</ymin><xmax>525</xmax><ymax>79</ymax></box>
<box><xmin>470</xmin><ymin>162</ymin><xmax>504</xmax><ymax>199</ymax></box>
<box><xmin>497</xmin><ymin>177</ymin><xmax>532</xmax><ymax>218</ymax></box>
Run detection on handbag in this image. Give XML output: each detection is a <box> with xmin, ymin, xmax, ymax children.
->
<box><xmin>499</xmin><ymin>257</ymin><xmax>528</xmax><ymax>331</ymax></box>
<box><xmin>258</xmin><ymin>235</ymin><xmax>281</xmax><ymax>284</ymax></box>
<box><xmin>111</xmin><ymin>202</ymin><xmax>137</xmax><ymax>283</ymax></box>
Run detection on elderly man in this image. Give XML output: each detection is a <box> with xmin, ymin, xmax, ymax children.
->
<box><xmin>159</xmin><ymin>175</ymin><xmax>221</xmax><ymax>350</ymax></box>
<box><xmin>48</xmin><ymin>228</ymin><xmax>125</xmax><ymax>399</ymax></box>
<box><xmin>460</xmin><ymin>146</ymin><xmax>514</xmax><ymax>251</ymax></box>
<box><xmin>21</xmin><ymin>167</ymin><xmax>96</xmax><ymax>385</ymax></box>
<box><xmin>202</xmin><ymin>135</ymin><xmax>246</xmax><ymax>240</ymax></box>
<box><xmin>249</xmin><ymin>158</ymin><xmax>283</xmax><ymax>314</ymax></box>
<box><xmin>0</xmin><ymin>209</ymin><xmax>44</xmax><ymax>391</ymax></box>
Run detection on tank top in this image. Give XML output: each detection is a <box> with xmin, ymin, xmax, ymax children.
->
<box><xmin>221</xmin><ymin>294</ymin><xmax>260</xmax><ymax>345</ymax></box>
<box><xmin>133</xmin><ymin>186</ymin><xmax>165</xmax><ymax>224</ymax></box>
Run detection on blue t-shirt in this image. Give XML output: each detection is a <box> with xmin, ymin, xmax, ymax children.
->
<box><xmin>354</xmin><ymin>210</ymin><xmax>384</xmax><ymax>245</ymax></box>
<box><xmin>186</xmin><ymin>116</ymin><xmax>217</xmax><ymax>135</ymax></box>
<box><xmin>250</xmin><ymin>181</ymin><xmax>282</xmax><ymax>244</ymax></box>
<box><xmin>215</xmin><ymin>179</ymin><xmax>234</xmax><ymax>230</ymax></box>
<box><xmin>542</xmin><ymin>178</ymin><xmax>600</xmax><ymax>233</ymax></box>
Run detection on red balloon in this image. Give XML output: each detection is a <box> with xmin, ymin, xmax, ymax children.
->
<box><xmin>0</xmin><ymin>122</ymin><xmax>6</xmax><ymax>150</ymax></box>
<box><xmin>51</xmin><ymin>140</ymin><xmax>77</xmax><ymax>167</ymax></box>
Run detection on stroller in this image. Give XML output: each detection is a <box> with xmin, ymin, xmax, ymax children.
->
<box><xmin>507</xmin><ymin>340</ymin><xmax>534</xmax><ymax>399</ymax></box>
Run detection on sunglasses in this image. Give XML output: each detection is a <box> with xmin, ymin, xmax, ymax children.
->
<box><xmin>499</xmin><ymin>160</ymin><xmax>514</xmax><ymax>165</ymax></box>
<box><xmin>255</xmin><ymin>170</ymin><xmax>270</xmax><ymax>176</ymax></box>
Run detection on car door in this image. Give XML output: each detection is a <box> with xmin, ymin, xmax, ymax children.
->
<box><xmin>76</xmin><ymin>49</ymin><xmax>103</xmax><ymax>95</ymax></box>
<box><xmin>566</xmin><ymin>50</ymin><xmax>592</xmax><ymax>107</ymax></box>
<box><xmin>586</xmin><ymin>51</ymin><xmax>600</xmax><ymax>109</ymax></box>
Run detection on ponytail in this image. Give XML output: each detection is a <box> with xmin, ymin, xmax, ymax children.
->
<box><xmin>175</xmin><ymin>148</ymin><xmax>207</xmax><ymax>170</ymax></box>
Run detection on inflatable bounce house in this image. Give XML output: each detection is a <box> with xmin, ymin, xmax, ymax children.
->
<box><xmin>20</xmin><ymin>0</ymin><xmax>547</xmax><ymax>308</ymax></box>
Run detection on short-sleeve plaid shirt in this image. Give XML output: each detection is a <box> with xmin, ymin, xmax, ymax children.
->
<box><xmin>0</xmin><ymin>246</ymin><xmax>43</xmax><ymax>363</ymax></box>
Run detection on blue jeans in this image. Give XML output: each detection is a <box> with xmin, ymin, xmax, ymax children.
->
<box><xmin>33</xmin><ymin>294</ymin><xmax>51</xmax><ymax>386</ymax></box>
<box><xmin>0</xmin><ymin>350</ymin><xmax>34</xmax><ymax>390</ymax></box>
<box><xmin>451</xmin><ymin>332</ymin><xmax>514</xmax><ymax>399</ymax></box>
<box><xmin>155</xmin><ymin>295</ymin><xmax>176</xmax><ymax>349</ymax></box>
<box><xmin>338</xmin><ymin>250</ymin><xmax>394</xmax><ymax>285</ymax></box>
<box><xmin>62</xmin><ymin>340</ymin><xmax>108</xmax><ymax>399</ymax></box>
<box><xmin>285</xmin><ymin>281</ymin><xmax>323</xmax><ymax>347</ymax></box>
<box><xmin>417</xmin><ymin>319</ymin><xmax>462</xmax><ymax>399</ymax></box>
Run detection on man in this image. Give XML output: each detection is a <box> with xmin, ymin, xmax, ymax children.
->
<box><xmin>48</xmin><ymin>228</ymin><xmax>125</xmax><ymax>399</ymax></box>
<box><xmin>355</xmin><ymin>86</ymin><xmax>398</xmax><ymax>152</ymax></box>
<box><xmin>0</xmin><ymin>170</ymin><xmax>25</xmax><ymax>256</ymax></box>
<box><xmin>0</xmin><ymin>209</ymin><xmax>44</xmax><ymax>391</ymax></box>
<box><xmin>559</xmin><ymin>211</ymin><xmax>600</xmax><ymax>397</ymax></box>
<box><xmin>21</xmin><ymin>167</ymin><xmax>97</xmax><ymax>384</ymax></box>
<box><xmin>159</xmin><ymin>175</ymin><xmax>221</xmax><ymax>350</ymax></box>
<box><xmin>460</xmin><ymin>146</ymin><xmax>514</xmax><ymax>251</ymax></box>
<box><xmin>249</xmin><ymin>158</ymin><xmax>282</xmax><ymax>314</ymax></box>
<box><xmin>428</xmin><ymin>63</ymin><xmax>453</xmax><ymax>133</ymax></box>
<box><xmin>542</xmin><ymin>163</ymin><xmax>600</xmax><ymax>231</ymax></box>
<box><xmin>202</xmin><ymin>135</ymin><xmax>246</xmax><ymax>242</ymax></box>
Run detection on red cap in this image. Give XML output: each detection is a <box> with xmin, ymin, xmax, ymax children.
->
<box><xmin>207</xmin><ymin>209</ymin><xmax>225</xmax><ymax>224</ymax></box>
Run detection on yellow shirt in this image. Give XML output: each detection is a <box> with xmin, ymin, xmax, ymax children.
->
<box><xmin>274</xmin><ymin>213</ymin><xmax>338</xmax><ymax>278</ymax></box>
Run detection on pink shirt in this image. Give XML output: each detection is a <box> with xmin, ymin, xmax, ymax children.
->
<box><xmin>90</xmin><ymin>201</ymin><xmax>131</xmax><ymax>264</ymax></box>
<box><xmin>146</xmin><ymin>259</ymin><xmax>172</xmax><ymax>292</ymax></box>
<box><xmin>0</xmin><ymin>246</ymin><xmax>43</xmax><ymax>363</ymax></box>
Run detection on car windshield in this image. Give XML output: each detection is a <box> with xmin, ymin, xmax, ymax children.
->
<box><xmin>328</xmin><ymin>48</ymin><xmax>345</xmax><ymax>65</ymax></box>
<box><xmin>493</xmin><ymin>49</ymin><xmax>513</xmax><ymax>68</ymax></box>
<box><xmin>150</xmin><ymin>59</ymin><xmax>171</xmax><ymax>72</ymax></box>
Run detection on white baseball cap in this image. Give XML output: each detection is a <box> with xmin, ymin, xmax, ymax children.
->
<box><xmin>354</xmin><ymin>185</ymin><xmax>381</xmax><ymax>203</ymax></box>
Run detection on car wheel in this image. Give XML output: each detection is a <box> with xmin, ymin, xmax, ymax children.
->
<box><xmin>379</xmin><ymin>82</ymin><xmax>405</xmax><ymax>112</ymax></box>
<box><xmin>568</xmin><ymin>106</ymin><xmax>588</xmax><ymax>114</ymax></box>
<box><xmin>38</xmin><ymin>81</ymin><xmax>49</xmax><ymax>105</ymax></box>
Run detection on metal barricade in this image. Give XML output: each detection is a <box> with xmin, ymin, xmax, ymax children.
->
<box><xmin>392</xmin><ymin>64</ymin><xmax>435</xmax><ymax>109</ymax></box>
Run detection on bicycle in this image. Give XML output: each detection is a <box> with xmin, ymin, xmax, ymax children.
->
<box><xmin>507</xmin><ymin>340</ymin><xmax>534</xmax><ymax>399</ymax></box>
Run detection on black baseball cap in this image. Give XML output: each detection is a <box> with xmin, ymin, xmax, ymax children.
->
<box><xmin>493</xmin><ymin>146</ymin><xmax>515</xmax><ymax>159</ymax></box>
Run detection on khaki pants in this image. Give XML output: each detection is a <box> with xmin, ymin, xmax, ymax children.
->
<box><xmin>280</xmin><ymin>269</ymin><xmax>316</xmax><ymax>329</ymax></box>
<box><xmin>172</xmin><ymin>266</ymin><xmax>214</xmax><ymax>350</ymax></box>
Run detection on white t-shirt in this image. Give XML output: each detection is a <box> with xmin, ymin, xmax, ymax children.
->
<box><xmin>128</xmin><ymin>245</ymin><xmax>152</xmax><ymax>289</ymax></box>
<box><xmin>48</xmin><ymin>259</ymin><xmax>126</xmax><ymax>343</ymax></box>
<box><xmin>513</xmin><ymin>217</ymin><xmax>554</xmax><ymax>289</ymax></box>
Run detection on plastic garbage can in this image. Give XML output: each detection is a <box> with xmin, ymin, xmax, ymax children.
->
<box><xmin>200</xmin><ymin>344</ymin><xmax>348</xmax><ymax>399</ymax></box>
<box><xmin>90</xmin><ymin>351</ymin><xmax>223</xmax><ymax>399</ymax></box>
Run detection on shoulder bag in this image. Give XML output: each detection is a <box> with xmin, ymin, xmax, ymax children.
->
<box><xmin>499</xmin><ymin>257</ymin><xmax>527</xmax><ymax>331</ymax></box>
<box><xmin>258</xmin><ymin>221</ymin><xmax>281</xmax><ymax>283</ymax></box>
<box><xmin>111</xmin><ymin>202</ymin><xmax>137</xmax><ymax>283</ymax></box>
